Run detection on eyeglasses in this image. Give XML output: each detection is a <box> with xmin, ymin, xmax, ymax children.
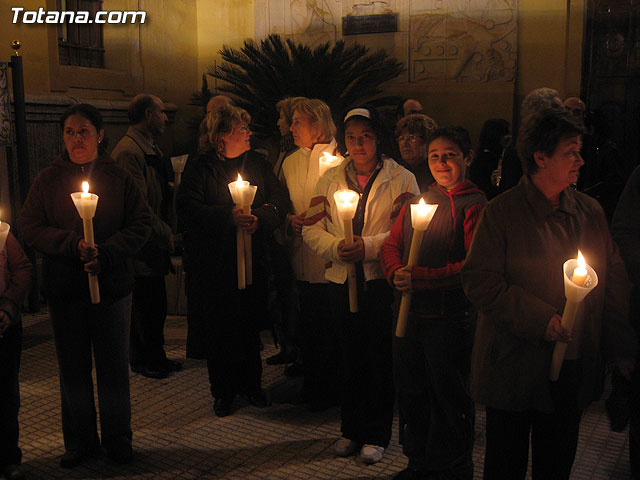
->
<box><xmin>64</xmin><ymin>128</ymin><xmax>96</xmax><ymax>140</ymax></box>
<box><xmin>397</xmin><ymin>134</ymin><xmax>421</xmax><ymax>144</ymax></box>
<box><xmin>236</xmin><ymin>125</ymin><xmax>251</xmax><ymax>134</ymax></box>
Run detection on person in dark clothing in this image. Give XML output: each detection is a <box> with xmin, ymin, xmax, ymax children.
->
<box><xmin>395</xmin><ymin>114</ymin><xmax>438</xmax><ymax>192</ymax></box>
<box><xmin>611</xmin><ymin>165</ymin><xmax>640</xmax><ymax>479</ymax></box>
<box><xmin>0</xmin><ymin>230</ymin><xmax>32</xmax><ymax>480</ymax></box>
<box><xmin>177</xmin><ymin>105</ymin><xmax>289</xmax><ymax>417</ymax></box>
<box><xmin>112</xmin><ymin>93</ymin><xmax>181</xmax><ymax>379</ymax></box>
<box><xmin>382</xmin><ymin>127</ymin><xmax>486</xmax><ymax>480</ymax></box>
<box><xmin>462</xmin><ymin>109</ymin><xmax>636</xmax><ymax>480</ymax></box>
<box><xmin>469</xmin><ymin>118</ymin><xmax>510</xmax><ymax>200</ymax></box>
<box><xmin>496</xmin><ymin>88</ymin><xmax>563</xmax><ymax>195</ymax></box>
<box><xmin>20</xmin><ymin>103</ymin><xmax>152</xmax><ymax>468</ymax></box>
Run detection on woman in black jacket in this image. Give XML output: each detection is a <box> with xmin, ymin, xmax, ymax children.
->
<box><xmin>20</xmin><ymin>104</ymin><xmax>152</xmax><ymax>468</ymax></box>
<box><xmin>177</xmin><ymin>105</ymin><xmax>289</xmax><ymax>417</ymax></box>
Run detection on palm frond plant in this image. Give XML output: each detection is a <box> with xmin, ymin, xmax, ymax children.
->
<box><xmin>201</xmin><ymin>34</ymin><xmax>405</xmax><ymax>137</ymax></box>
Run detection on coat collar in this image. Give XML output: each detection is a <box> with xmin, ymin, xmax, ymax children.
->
<box><xmin>126</xmin><ymin>126</ymin><xmax>159</xmax><ymax>156</ymax></box>
<box><xmin>521</xmin><ymin>175</ymin><xmax>578</xmax><ymax>223</ymax></box>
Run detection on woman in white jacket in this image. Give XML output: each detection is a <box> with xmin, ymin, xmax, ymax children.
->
<box><xmin>303</xmin><ymin>107</ymin><xmax>419</xmax><ymax>463</ymax></box>
<box><xmin>280</xmin><ymin>98</ymin><xmax>343</xmax><ymax>409</ymax></box>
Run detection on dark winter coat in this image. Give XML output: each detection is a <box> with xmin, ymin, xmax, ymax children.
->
<box><xmin>20</xmin><ymin>152</ymin><xmax>152</xmax><ymax>303</ymax></box>
<box><xmin>177</xmin><ymin>149</ymin><xmax>289</xmax><ymax>358</ymax></box>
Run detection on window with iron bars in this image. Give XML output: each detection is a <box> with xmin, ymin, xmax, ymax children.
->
<box><xmin>57</xmin><ymin>0</ymin><xmax>105</xmax><ymax>68</ymax></box>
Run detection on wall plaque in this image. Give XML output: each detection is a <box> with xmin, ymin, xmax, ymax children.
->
<box><xmin>342</xmin><ymin>13</ymin><xmax>398</xmax><ymax>36</ymax></box>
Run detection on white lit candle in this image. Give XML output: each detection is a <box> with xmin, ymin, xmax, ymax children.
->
<box><xmin>70</xmin><ymin>181</ymin><xmax>100</xmax><ymax>304</ymax></box>
<box><xmin>170</xmin><ymin>154</ymin><xmax>189</xmax><ymax>233</ymax></box>
<box><xmin>319</xmin><ymin>152</ymin><xmax>341</xmax><ymax>178</ymax></box>
<box><xmin>0</xmin><ymin>217</ymin><xmax>10</xmax><ymax>252</ymax></box>
<box><xmin>228</xmin><ymin>174</ymin><xmax>258</xmax><ymax>289</ymax></box>
<box><xmin>549</xmin><ymin>251</ymin><xmax>598</xmax><ymax>381</ymax></box>
<box><xmin>333</xmin><ymin>189</ymin><xmax>360</xmax><ymax>313</ymax></box>
<box><xmin>396</xmin><ymin>198</ymin><xmax>438</xmax><ymax>337</ymax></box>
<box><xmin>572</xmin><ymin>250</ymin><xmax>588</xmax><ymax>287</ymax></box>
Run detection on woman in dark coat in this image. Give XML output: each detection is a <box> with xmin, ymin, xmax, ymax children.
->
<box><xmin>177</xmin><ymin>105</ymin><xmax>289</xmax><ymax>417</ymax></box>
<box><xmin>20</xmin><ymin>103</ymin><xmax>152</xmax><ymax>468</ymax></box>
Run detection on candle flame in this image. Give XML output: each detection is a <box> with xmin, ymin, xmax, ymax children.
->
<box><xmin>577</xmin><ymin>250</ymin><xmax>586</xmax><ymax>269</ymax></box>
<box><xmin>418</xmin><ymin>197</ymin><xmax>426</xmax><ymax>206</ymax></box>
<box><xmin>82</xmin><ymin>181</ymin><xmax>89</xmax><ymax>194</ymax></box>
<box><xmin>236</xmin><ymin>173</ymin><xmax>243</xmax><ymax>184</ymax></box>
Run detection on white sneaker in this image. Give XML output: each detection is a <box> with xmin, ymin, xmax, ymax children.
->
<box><xmin>359</xmin><ymin>444</ymin><xmax>384</xmax><ymax>464</ymax></box>
<box><xmin>334</xmin><ymin>437</ymin><xmax>360</xmax><ymax>456</ymax></box>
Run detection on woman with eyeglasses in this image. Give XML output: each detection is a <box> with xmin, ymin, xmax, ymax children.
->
<box><xmin>395</xmin><ymin>114</ymin><xmax>438</xmax><ymax>192</ymax></box>
<box><xmin>177</xmin><ymin>105</ymin><xmax>289</xmax><ymax>417</ymax></box>
<box><xmin>20</xmin><ymin>103</ymin><xmax>152</xmax><ymax>468</ymax></box>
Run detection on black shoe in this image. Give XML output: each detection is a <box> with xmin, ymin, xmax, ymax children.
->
<box><xmin>284</xmin><ymin>362</ymin><xmax>304</xmax><ymax>377</ymax></box>
<box><xmin>131</xmin><ymin>364</ymin><xmax>169</xmax><ymax>379</ymax></box>
<box><xmin>163</xmin><ymin>359</ymin><xmax>182</xmax><ymax>372</ymax></box>
<box><xmin>60</xmin><ymin>450</ymin><xmax>89</xmax><ymax>469</ymax></box>
<box><xmin>393</xmin><ymin>467</ymin><xmax>429</xmax><ymax>480</ymax></box>
<box><xmin>213</xmin><ymin>396</ymin><xmax>235</xmax><ymax>417</ymax></box>
<box><xmin>106</xmin><ymin>444</ymin><xmax>133</xmax><ymax>464</ymax></box>
<box><xmin>266</xmin><ymin>351</ymin><xmax>296</xmax><ymax>365</ymax></box>
<box><xmin>2</xmin><ymin>464</ymin><xmax>26</xmax><ymax>480</ymax></box>
<box><xmin>247</xmin><ymin>389</ymin><xmax>272</xmax><ymax>408</ymax></box>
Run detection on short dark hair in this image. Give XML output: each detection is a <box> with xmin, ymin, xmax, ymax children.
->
<box><xmin>128</xmin><ymin>94</ymin><xmax>157</xmax><ymax>125</ymax></box>
<box><xmin>427</xmin><ymin>126</ymin><xmax>473</xmax><ymax>157</ymax></box>
<box><xmin>395</xmin><ymin>99</ymin><xmax>407</xmax><ymax>119</ymax></box>
<box><xmin>517</xmin><ymin>108</ymin><xmax>584</xmax><ymax>175</ymax></box>
<box><xmin>60</xmin><ymin>103</ymin><xmax>108</xmax><ymax>154</ymax></box>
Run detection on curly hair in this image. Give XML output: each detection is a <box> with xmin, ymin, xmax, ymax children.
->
<box><xmin>395</xmin><ymin>114</ymin><xmax>438</xmax><ymax>142</ymax></box>
<box><xmin>199</xmin><ymin>105</ymin><xmax>251</xmax><ymax>155</ymax></box>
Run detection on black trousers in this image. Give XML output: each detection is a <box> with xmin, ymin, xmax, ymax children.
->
<box><xmin>483</xmin><ymin>360</ymin><xmax>583</xmax><ymax>480</ymax></box>
<box><xmin>331</xmin><ymin>279</ymin><xmax>395</xmax><ymax>448</ymax></box>
<box><xmin>49</xmin><ymin>295</ymin><xmax>133</xmax><ymax>453</ymax></box>
<box><xmin>631</xmin><ymin>365</ymin><xmax>640</xmax><ymax>480</ymax></box>
<box><xmin>394</xmin><ymin>313</ymin><xmax>474</xmax><ymax>478</ymax></box>
<box><xmin>0</xmin><ymin>322</ymin><xmax>22</xmax><ymax>467</ymax></box>
<box><xmin>298</xmin><ymin>281</ymin><xmax>340</xmax><ymax>404</ymax></box>
<box><xmin>206</xmin><ymin>286</ymin><xmax>263</xmax><ymax>399</ymax></box>
<box><xmin>130</xmin><ymin>275</ymin><xmax>168</xmax><ymax>369</ymax></box>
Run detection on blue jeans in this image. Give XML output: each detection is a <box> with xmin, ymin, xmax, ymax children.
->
<box><xmin>49</xmin><ymin>294</ymin><xmax>132</xmax><ymax>453</ymax></box>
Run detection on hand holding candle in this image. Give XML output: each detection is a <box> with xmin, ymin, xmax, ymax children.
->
<box><xmin>549</xmin><ymin>250</ymin><xmax>598</xmax><ymax>381</ymax></box>
<box><xmin>334</xmin><ymin>189</ymin><xmax>360</xmax><ymax>313</ymax></box>
<box><xmin>228</xmin><ymin>174</ymin><xmax>258</xmax><ymax>289</ymax></box>
<box><xmin>71</xmin><ymin>181</ymin><xmax>101</xmax><ymax>304</ymax></box>
<box><xmin>395</xmin><ymin>198</ymin><xmax>438</xmax><ymax>337</ymax></box>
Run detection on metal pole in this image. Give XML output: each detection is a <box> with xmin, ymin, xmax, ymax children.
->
<box><xmin>10</xmin><ymin>41</ymin><xmax>30</xmax><ymax>205</ymax></box>
<box><xmin>9</xmin><ymin>40</ymin><xmax>40</xmax><ymax>312</ymax></box>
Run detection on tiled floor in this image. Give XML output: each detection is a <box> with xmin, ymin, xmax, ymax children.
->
<box><xmin>15</xmin><ymin>312</ymin><xmax>634</xmax><ymax>479</ymax></box>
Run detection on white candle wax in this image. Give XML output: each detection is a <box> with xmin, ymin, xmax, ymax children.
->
<box><xmin>0</xmin><ymin>220</ymin><xmax>10</xmax><ymax>252</ymax></box>
<box><xmin>410</xmin><ymin>198</ymin><xmax>438</xmax><ymax>231</ymax></box>
<box><xmin>333</xmin><ymin>189</ymin><xmax>359</xmax><ymax>220</ymax></box>
<box><xmin>319</xmin><ymin>152</ymin><xmax>341</xmax><ymax>178</ymax></box>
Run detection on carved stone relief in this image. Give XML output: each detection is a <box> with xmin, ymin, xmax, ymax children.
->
<box><xmin>255</xmin><ymin>0</ymin><xmax>517</xmax><ymax>85</ymax></box>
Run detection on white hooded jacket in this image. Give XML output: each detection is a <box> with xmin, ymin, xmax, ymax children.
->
<box><xmin>302</xmin><ymin>156</ymin><xmax>419</xmax><ymax>284</ymax></box>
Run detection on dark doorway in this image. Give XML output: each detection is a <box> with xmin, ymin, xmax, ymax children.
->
<box><xmin>581</xmin><ymin>0</ymin><xmax>639</xmax><ymax>217</ymax></box>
